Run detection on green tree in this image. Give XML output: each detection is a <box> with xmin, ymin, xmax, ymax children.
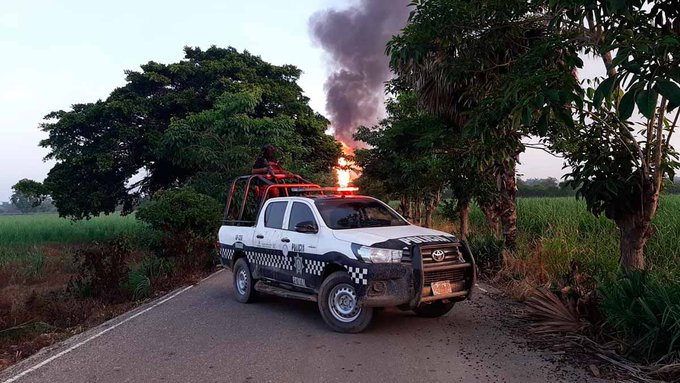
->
<box><xmin>546</xmin><ymin>0</ymin><xmax>680</xmax><ymax>269</ymax></box>
<box><xmin>39</xmin><ymin>46</ymin><xmax>341</xmax><ymax>219</ymax></box>
<box><xmin>10</xmin><ymin>192</ymin><xmax>34</xmax><ymax>214</ymax></box>
<box><xmin>10</xmin><ymin>179</ymin><xmax>50</xmax><ymax>213</ymax></box>
<box><xmin>387</xmin><ymin>0</ymin><xmax>579</xmax><ymax>249</ymax></box>
<box><xmin>355</xmin><ymin>90</ymin><xmax>493</xmax><ymax>233</ymax></box>
<box><xmin>355</xmin><ymin>91</ymin><xmax>449</xmax><ymax>227</ymax></box>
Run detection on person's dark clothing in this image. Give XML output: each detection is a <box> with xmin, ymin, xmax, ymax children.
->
<box><xmin>253</xmin><ymin>156</ymin><xmax>268</xmax><ymax>170</ymax></box>
<box><xmin>253</xmin><ymin>156</ymin><xmax>283</xmax><ymax>174</ymax></box>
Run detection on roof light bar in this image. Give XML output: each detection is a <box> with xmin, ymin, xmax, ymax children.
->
<box><xmin>336</xmin><ymin>187</ymin><xmax>359</xmax><ymax>192</ymax></box>
<box><xmin>289</xmin><ymin>187</ymin><xmax>359</xmax><ymax>194</ymax></box>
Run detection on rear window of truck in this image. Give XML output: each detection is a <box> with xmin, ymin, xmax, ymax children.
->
<box><xmin>264</xmin><ymin>202</ymin><xmax>287</xmax><ymax>228</ymax></box>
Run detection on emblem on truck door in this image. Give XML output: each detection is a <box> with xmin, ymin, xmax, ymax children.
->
<box><xmin>294</xmin><ymin>255</ymin><xmax>304</xmax><ymax>275</ymax></box>
<box><xmin>432</xmin><ymin>249</ymin><xmax>446</xmax><ymax>262</ymax></box>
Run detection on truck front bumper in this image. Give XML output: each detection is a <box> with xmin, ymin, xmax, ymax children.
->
<box><xmin>360</xmin><ymin>263</ymin><xmax>414</xmax><ymax>307</ymax></box>
<box><xmin>358</xmin><ymin>242</ymin><xmax>476</xmax><ymax>309</ymax></box>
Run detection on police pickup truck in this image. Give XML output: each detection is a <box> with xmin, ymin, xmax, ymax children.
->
<box><xmin>217</xmin><ymin>174</ymin><xmax>475</xmax><ymax>332</ymax></box>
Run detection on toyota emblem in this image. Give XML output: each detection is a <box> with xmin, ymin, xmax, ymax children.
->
<box><xmin>431</xmin><ymin>249</ymin><xmax>446</xmax><ymax>262</ymax></box>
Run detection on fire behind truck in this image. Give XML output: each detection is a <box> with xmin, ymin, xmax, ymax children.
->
<box><xmin>217</xmin><ymin>174</ymin><xmax>476</xmax><ymax>332</ymax></box>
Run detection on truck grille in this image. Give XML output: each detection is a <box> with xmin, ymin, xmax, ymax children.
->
<box><xmin>420</xmin><ymin>243</ymin><xmax>470</xmax><ymax>290</ymax></box>
<box><xmin>421</xmin><ymin>244</ymin><xmax>464</xmax><ymax>267</ymax></box>
<box><xmin>423</xmin><ymin>268</ymin><xmax>465</xmax><ymax>284</ymax></box>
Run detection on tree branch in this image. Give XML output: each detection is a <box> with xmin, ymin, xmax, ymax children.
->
<box><xmin>654</xmin><ymin>98</ymin><xmax>668</xmax><ymax>194</ymax></box>
<box><xmin>665</xmin><ymin>108</ymin><xmax>680</xmax><ymax>149</ymax></box>
<box><xmin>522</xmin><ymin>142</ymin><xmax>563</xmax><ymax>158</ymax></box>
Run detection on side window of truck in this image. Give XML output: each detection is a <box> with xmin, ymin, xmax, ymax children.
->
<box><xmin>264</xmin><ymin>202</ymin><xmax>287</xmax><ymax>229</ymax></box>
<box><xmin>288</xmin><ymin>202</ymin><xmax>317</xmax><ymax>231</ymax></box>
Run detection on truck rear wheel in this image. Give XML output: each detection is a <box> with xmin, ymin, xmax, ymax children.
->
<box><xmin>413</xmin><ymin>301</ymin><xmax>455</xmax><ymax>318</ymax></box>
<box><xmin>318</xmin><ymin>271</ymin><xmax>373</xmax><ymax>333</ymax></box>
<box><xmin>233</xmin><ymin>258</ymin><xmax>257</xmax><ymax>303</ymax></box>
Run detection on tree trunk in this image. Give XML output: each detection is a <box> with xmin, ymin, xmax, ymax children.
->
<box><xmin>424</xmin><ymin>209</ymin><xmax>433</xmax><ymax>228</ymax></box>
<box><xmin>496</xmin><ymin>157</ymin><xmax>518</xmax><ymax>250</ymax></box>
<box><xmin>616</xmin><ymin>214</ymin><xmax>650</xmax><ymax>270</ymax></box>
<box><xmin>458</xmin><ymin>200</ymin><xmax>470</xmax><ymax>239</ymax></box>
<box><xmin>398</xmin><ymin>195</ymin><xmax>411</xmax><ymax>220</ymax></box>
<box><xmin>414</xmin><ymin>196</ymin><xmax>422</xmax><ymax>226</ymax></box>
<box><xmin>478</xmin><ymin>200</ymin><xmax>501</xmax><ymax>238</ymax></box>
<box><xmin>423</xmin><ymin>190</ymin><xmax>441</xmax><ymax>228</ymax></box>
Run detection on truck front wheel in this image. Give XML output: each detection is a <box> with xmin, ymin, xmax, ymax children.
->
<box><xmin>233</xmin><ymin>258</ymin><xmax>257</xmax><ymax>303</ymax></box>
<box><xmin>413</xmin><ymin>301</ymin><xmax>455</xmax><ymax>318</ymax></box>
<box><xmin>318</xmin><ymin>271</ymin><xmax>373</xmax><ymax>333</ymax></box>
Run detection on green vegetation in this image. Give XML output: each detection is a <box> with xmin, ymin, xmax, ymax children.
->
<box><xmin>385</xmin><ymin>0</ymin><xmax>679</xmax><ymax>270</ymax></box>
<box><xmin>445</xmin><ymin>195</ymin><xmax>680</xmax><ymax>364</ymax></box>
<box><xmin>136</xmin><ymin>188</ymin><xmax>220</xmax><ymax>271</ymax></box>
<box><xmin>374</xmin><ymin>0</ymin><xmax>679</xmax><ymax>365</ymax></box>
<box><xmin>599</xmin><ymin>272</ymin><xmax>680</xmax><ymax>363</ymax></box>
<box><xmin>136</xmin><ymin>188</ymin><xmax>221</xmax><ymax>238</ymax></box>
<box><xmin>517</xmin><ymin>178</ymin><xmax>575</xmax><ymax>198</ymax></box>
<box><xmin>20</xmin><ymin>46</ymin><xmax>340</xmax><ymax>220</ymax></box>
<box><xmin>0</xmin><ymin>213</ymin><xmax>143</xmax><ymax>248</ymax></box>
<box><xmin>462</xmin><ymin>196</ymin><xmax>680</xmax><ymax>281</ymax></box>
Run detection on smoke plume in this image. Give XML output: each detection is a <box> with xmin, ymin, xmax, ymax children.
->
<box><xmin>310</xmin><ymin>0</ymin><xmax>410</xmax><ymax>145</ymax></box>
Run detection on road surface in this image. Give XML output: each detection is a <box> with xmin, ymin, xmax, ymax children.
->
<box><xmin>1</xmin><ymin>269</ymin><xmax>600</xmax><ymax>383</ymax></box>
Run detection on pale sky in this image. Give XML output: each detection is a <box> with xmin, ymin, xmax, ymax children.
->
<box><xmin>0</xmin><ymin>1</ymin><xmax>675</xmax><ymax>201</ymax></box>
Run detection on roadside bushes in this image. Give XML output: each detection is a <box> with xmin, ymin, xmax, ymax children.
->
<box><xmin>69</xmin><ymin>238</ymin><xmax>131</xmax><ymax>301</ymax></box>
<box><xmin>467</xmin><ymin>234</ymin><xmax>504</xmax><ymax>273</ymax></box>
<box><xmin>125</xmin><ymin>257</ymin><xmax>174</xmax><ymax>300</ymax></box>
<box><xmin>136</xmin><ymin>187</ymin><xmax>222</xmax><ymax>237</ymax></box>
<box><xmin>599</xmin><ymin>272</ymin><xmax>680</xmax><ymax>363</ymax></box>
<box><xmin>136</xmin><ymin>187</ymin><xmax>221</xmax><ymax>272</ymax></box>
<box><xmin>69</xmin><ymin>187</ymin><xmax>223</xmax><ymax>302</ymax></box>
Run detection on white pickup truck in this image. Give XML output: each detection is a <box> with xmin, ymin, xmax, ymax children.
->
<box><xmin>217</xmin><ymin>174</ymin><xmax>476</xmax><ymax>332</ymax></box>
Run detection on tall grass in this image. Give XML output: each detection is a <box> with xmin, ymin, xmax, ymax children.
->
<box><xmin>0</xmin><ymin>213</ymin><xmax>144</xmax><ymax>247</ymax></box>
<box><xmin>459</xmin><ymin>195</ymin><xmax>680</xmax><ymax>280</ymax></box>
<box><xmin>599</xmin><ymin>272</ymin><xmax>680</xmax><ymax>362</ymax></box>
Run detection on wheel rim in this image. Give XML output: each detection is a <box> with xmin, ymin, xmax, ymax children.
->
<box><xmin>236</xmin><ymin>268</ymin><xmax>249</xmax><ymax>295</ymax></box>
<box><xmin>328</xmin><ymin>283</ymin><xmax>361</xmax><ymax>323</ymax></box>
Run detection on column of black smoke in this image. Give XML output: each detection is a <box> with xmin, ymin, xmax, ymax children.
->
<box><xmin>310</xmin><ymin>0</ymin><xmax>410</xmax><ymax>145</ymax></box>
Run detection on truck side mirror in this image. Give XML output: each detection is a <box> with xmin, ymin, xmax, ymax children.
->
<box><xmin>295</xmin><ymin>221</ymin><xmax>318</xmax><ymax>234</ymax></box>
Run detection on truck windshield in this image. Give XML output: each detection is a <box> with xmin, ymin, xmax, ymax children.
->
<box><xmin>315</xmin><ymin>198</ymin><xmax>408</xmax><ymax>229</ymax></box>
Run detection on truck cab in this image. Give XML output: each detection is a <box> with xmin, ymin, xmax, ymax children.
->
<box><xmin>218</xmin><ymin>174</ymin><xmax>475</xmax><ymax>332</ymax></box>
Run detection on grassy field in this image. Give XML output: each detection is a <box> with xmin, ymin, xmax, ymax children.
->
<box><xmin>0</xmin><ymin>213</ymin><xmax>145</xmax><ymax>275</ymax></box>
<box><xmin>435</xmin><ymin>195</ymin><xmax>680</xmax><ymax>283</ymax></box>
<box><xmin>0</xmin><ymin>213</ymin><xmax>143</xmax><ymax>247</ymax></box>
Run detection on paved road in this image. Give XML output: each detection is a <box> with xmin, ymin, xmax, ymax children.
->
<box><xmin>1</xmin><ymin>269</ymin><xmax>599</xmax><ymax>383</ymax></box>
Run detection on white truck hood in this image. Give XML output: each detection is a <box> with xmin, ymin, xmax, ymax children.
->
<box><xmin>331</xmin><ymin>225</ymin><xmax>457</xmax><ymax>249</ymax></box>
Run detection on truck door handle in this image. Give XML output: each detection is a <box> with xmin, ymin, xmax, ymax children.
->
<box><xmin>281</xmin><ymin>238</ymin><xmax>290</xmax><ymax>243</ymax></box>
<box><xmin>256</xmin><ymin>234</ymin><xmax>264</xmax><ymax>239</ymax></box>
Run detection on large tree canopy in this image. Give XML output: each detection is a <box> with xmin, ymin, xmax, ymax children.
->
<box><xmin>39</xmin><ymin>46</ymin><xmax>341</xmax><ymax>219</ymax></box>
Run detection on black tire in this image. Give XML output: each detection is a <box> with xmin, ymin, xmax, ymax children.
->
<box><xmin>413</xmin><ymin>300</ymin><xmax>455</xmax><ymax>318</ymax></box>
<box><xmin>233</xmin><ymin>258</ymin><xmax>257</xmax><ymax>303</ymax></box>
<box><xmin>318</xmin><ymin>271</ymin><xmax>373</xmax><ymax>333</ymax></box>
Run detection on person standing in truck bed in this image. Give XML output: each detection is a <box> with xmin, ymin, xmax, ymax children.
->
<box><xmin>252</xmin><ymin>144</ymin><xmax>289</xmax><ymax>198</ymax></box>
<box><xmin>252</xmin><ymin>144</ymin><xmax>286</xmax><ymax>178</ymax></box>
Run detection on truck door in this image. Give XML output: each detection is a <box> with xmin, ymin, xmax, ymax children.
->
<box><xmin>252</xmin><ymin>201</ymin><xmax>287</xmax><ymax>280</ymax></box>
<box><xmin>278</xmin><ymin>201</ymin><xmax>320</xmax><ymax>290</ymax></box>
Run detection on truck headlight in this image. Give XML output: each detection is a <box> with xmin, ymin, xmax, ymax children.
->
<box><xmin>355</xmin><ymin>246</ymin><xmax>402</xmax><ymax>263</ymax></box>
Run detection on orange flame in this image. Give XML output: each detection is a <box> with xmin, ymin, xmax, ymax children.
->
<box><xmin>336</xmin><ymin>142</ymin><xmax>355</xmax><ymax>188</ymax></box>
<box><xmin>336</xmin><ymin>157</ymin><xmax>351</xmax><ymax>188</ymax></box>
